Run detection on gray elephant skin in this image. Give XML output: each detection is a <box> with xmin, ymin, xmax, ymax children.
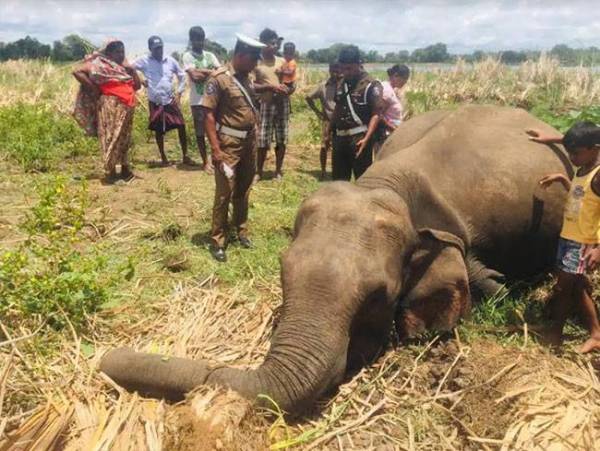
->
<box><xmin>100</xmin><ymin>105</ymin><xmax>570</xmax><ymax>413</ymax></box>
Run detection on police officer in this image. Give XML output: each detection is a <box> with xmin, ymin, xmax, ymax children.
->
<box><xmin>332</xmin><ymin>45</ymin><xmax>384</xmax><ymax>181</ymax></box>
<box><xmin>202</xmin><ymin>34</ymin><xmax>265</xmax><ymax>262</ymax></box>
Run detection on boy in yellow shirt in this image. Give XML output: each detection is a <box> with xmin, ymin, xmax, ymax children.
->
<box><xmin>529</xmin><ymin>121</ymin><xmax>600</xmax><ymax>353</ymax></box>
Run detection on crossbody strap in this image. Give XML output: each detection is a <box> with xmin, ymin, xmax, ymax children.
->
<box><xmin>226</xmin><ymin>70</ymin><xmax>257</xmax><ymax>113</ymax></box>
<box><xmin>343</xmin><ymin>81</ymin><xmax>364</xmax><ymax>127</ymax></box>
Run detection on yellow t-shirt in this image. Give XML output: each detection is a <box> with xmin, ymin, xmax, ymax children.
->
<box><xmin>560</xmin><ymin>165</ymin><xmax>600</xmax><ymax>244</ymax></box>
<box><xmin>253</xmin><ymin>56</ymin><xmax>284</xmax><ymax>104</ymax></box>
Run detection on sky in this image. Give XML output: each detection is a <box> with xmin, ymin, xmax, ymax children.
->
<box><xmin>1</xmin><ymin>0</ymin><xmax>600</xmax><ymax>57</ymax></box>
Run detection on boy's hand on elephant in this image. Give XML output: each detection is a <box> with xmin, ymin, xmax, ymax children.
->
<box><xmin>526</xmin><ymin>129</ymin><xmax>562</xmax><ymax>144</ymax></box>
<box><xmin>539</xmin><ymin>173</ymin><xmax>567</xmax><ymax>188</ymax></box>
<box><xmin>526</xmin><ymin>128</ymin><xmax>542</xmax><ymax>141</ymax></box>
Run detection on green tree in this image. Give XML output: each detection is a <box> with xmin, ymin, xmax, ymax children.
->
<box><xmin>499</xmin><ymin>50</ymin><xmax>527</xmax><ymax>64</ymax></box>
<box><xmin>411</xmin><ymin>43</ymin><xmax>449</xmax><ymax>63</ymax></box>
<box><xmin>0</xmin><ymin>36</ymin><xmax>50</xmax><ymax>61</ymax></box>
<box><xmin>205</xmin><ymin>39</ymin><xmax>228</xmax><ymax>60</ymax></box>
<box><xmin>51</xmin><ymin>34</ymin><xmax>95</xmax><ymax>61</ymax></box>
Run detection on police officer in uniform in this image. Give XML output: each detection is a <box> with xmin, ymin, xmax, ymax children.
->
<box><xmin>202</xmin><ymin>35</ymin><xmax>265</xmax><ymax>262</ymax></box>
<box><xmin>332</xmin><ymin>45</ymin><xmax>384</xmax><ymax>181</ymax></box>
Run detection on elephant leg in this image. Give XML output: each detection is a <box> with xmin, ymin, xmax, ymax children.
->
<box><xmin>466</xmin><ymin>255</ymin><xmax>507</xmax><ymax>301</ymax></box>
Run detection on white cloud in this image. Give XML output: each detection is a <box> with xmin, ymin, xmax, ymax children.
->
<box><xmin>1</xmin><ymin>0</ymin><xmax>599</xmax><ymax>57</ymax></box>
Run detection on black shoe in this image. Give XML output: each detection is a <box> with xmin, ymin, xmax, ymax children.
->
<box><xmin>210</xmin><ymin>245</ymin><xmax>227</xmax><ymax>262</ymax></box>
<box><xmin>238</xmin><ymin>237</ymin><xmax>253</xmax><ymax>249</ymax></box>
<box><xmin>120</xmin><ymin>168</ymin><xmax>135</xmax><ymax>181</ymax></box>
<box><xmin>101</xmin><ymin>172</ymin><xmax>118</xmax><ymax>185</ymax></box>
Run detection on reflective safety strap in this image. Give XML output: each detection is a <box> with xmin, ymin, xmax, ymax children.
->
<box><xmin>363</xmin><ymin>82</ymin><xmax>372</xmax><ymax>104</ymax></box>
<box><xmin>344</xmin><ymin>82</ymin><xmax>363</xmax><ymax>127</ymax></box>
<box><xmin>226</xmin><ymin>70</ymin><xmax>257</xmax><ymax>113</ymax></box>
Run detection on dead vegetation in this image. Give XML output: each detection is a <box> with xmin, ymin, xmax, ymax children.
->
<box><xmin>1</xmin><ymin>280</ymin><xmax>599</xmax><ymax>450</ymax></box>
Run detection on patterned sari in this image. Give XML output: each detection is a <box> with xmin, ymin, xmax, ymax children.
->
<box><xmin>73</xmin><ymin>55</ymin><xmax>136</xmax><ymax>175</ymax></box>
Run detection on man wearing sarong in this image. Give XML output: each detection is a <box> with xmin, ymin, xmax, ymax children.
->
<box><xmin>134</xmin><ymin>36</ymin><xmax>190</xmax><ymax>165</ymax></box>
<box><xmin>73</xmin><ymin>39</ymin><xmax>141</xmax><ymax>183</ymax></box>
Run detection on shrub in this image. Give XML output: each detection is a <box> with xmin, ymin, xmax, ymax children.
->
<box><xmin>0</xmin><ymin>103</ymin><xmax>96</xmax><ymax>171</ymax></box>
<box><xmin>0</xmin><ymin>177</ymin><xmax>115</xmax><ymax>331</ymax></box>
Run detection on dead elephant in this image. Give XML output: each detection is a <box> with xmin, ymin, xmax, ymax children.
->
<box><xmin>100</xmin><ymin>105</ymin><xmax>569</xmax><ymax>413</ymax></box>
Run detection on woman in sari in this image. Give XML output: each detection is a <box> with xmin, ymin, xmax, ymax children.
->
<box><xmin>73</xmin><ymin>40</ymin><xmax>141</xmax><ymax>183</ymax></box>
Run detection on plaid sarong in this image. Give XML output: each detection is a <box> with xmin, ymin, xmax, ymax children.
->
<box><xmin>148</xmin><ymin>99</ymin><xmax>185</xmax><ymax>133</ymax></box>
<box><xmin>257</xmin><ymin>95</ymin><xmax>290</xmax><ymax>148</ymax></box>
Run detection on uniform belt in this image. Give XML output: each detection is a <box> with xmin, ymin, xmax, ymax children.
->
<box><xmin>217</xmin><ymin>124</ymin><xmax>250</xmax><ymax>139</ymax></box>
<box><xmin>336</xmin><ymin>125</ymin><xmax>368</xmax><ymax>137</ymax></box>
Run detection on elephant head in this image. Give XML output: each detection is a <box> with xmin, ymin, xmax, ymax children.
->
<box><xmin>100</xmin><ymin>174</ymin><xmax>472</xmax><ymax>413</ymax></box>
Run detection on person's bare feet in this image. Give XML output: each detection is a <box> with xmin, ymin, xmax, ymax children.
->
<box><xmin>579</xmin><ymin>336</ymin><xmax>600</xmax><ymax>353</ymax></box>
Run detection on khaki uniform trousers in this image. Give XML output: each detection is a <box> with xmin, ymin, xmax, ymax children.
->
<box><xmin>211</xmin><ymin>132</ymin><xmax>256</xmax><ymax>248</ymax></box>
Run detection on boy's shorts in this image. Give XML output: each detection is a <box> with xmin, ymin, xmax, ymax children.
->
<box><xmin>556</xmin><ymin>237</ymin><xmax>593</xmax><ymax>274</ymax></box>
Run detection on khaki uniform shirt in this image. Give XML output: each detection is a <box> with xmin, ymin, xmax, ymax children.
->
<box><xmin>201</xmin><ymin>63</ymin><xmax>257</xmax><ymax>131</ymax></box>
<box><xmin>252</xmin><ymin>56</ymin><xmax>285</xmax><ymax>104</ymax></box>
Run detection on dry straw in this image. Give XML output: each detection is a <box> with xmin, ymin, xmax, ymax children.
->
<box><xmin>2</xmin><ymin>280</ymin><xmax>599</xmax><ymax>449</ymax></box>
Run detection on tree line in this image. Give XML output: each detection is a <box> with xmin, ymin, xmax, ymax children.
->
<box><xmin>2</xmin><ymin>35</ymin><xmax>600</xmax><ymax>66</ymax></box>
<box><xmin>0</xmin><ymin>35</ymin><xmax>228</xmax><ymax>62</ymax></box>
<box><xmin>304</xmin><ymin>42</ymin><xmax>600</xmax><ymax>65</ymax></box>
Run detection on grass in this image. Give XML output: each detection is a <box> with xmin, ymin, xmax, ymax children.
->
<box><xmin>1</xmin><ymin>56</ymin><xmax>600</xmax><ymax>449</ymax></box>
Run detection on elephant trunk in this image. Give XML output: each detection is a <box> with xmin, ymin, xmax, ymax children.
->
<box><xmin>99</xmin><ymin>293</ymin><xmax>351</xmax><ymax>413</ymax></box>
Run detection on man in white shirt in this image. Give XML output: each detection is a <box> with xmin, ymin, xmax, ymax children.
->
<box><xmin>182</xmin><ymin>26</ymin><xmax>221</xmax><ymax>173</ymax></box>
<box><xmin>133</xmin><ymin>36</ymin><xmax>189</xmax><ymax>165</ymax></box>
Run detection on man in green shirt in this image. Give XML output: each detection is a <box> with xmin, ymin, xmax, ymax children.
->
<box><xmin>182</xmin><ymin>26</ymin><xmax>221</xmax><ymax>173</ymax></box>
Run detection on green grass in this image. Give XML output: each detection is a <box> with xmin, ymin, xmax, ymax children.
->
<box><xmin>0</xmin><ymin>103</ymin><xmax>97</xmax><ymax>171</ymax></box>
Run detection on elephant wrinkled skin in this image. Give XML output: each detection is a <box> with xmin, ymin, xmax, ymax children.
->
<box><xmin>100</xmin><ymin>105</ymin><xmax>569</xmax><ymax>412</ymax></box>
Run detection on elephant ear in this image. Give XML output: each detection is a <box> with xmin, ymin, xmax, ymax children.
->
<box><xmin>396</xmin><ymin>228</ymin><xmax>471</xmax><ymax>340</ymax></box>
<box><xmin>417</xmin><ymin>228</ymin><xmax>466</xmax><ymax>257</ymax></box>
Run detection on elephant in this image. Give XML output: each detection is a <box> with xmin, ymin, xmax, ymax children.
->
<box><xmin>100</xmin><ymin>105</ymin><xmax>570</xmax><ymax>413</ymax></box>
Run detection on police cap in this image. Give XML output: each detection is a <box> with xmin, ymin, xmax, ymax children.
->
<box><xmin>234</xmin><ymin>33</ymin><xmax>265</xmax><ymax>59</ymax></box>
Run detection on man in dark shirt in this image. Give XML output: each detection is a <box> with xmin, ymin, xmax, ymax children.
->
<box><xmin>331</xmin><ymin>45</ymin><xmax>384</xmax><ymax>181</ymax></box>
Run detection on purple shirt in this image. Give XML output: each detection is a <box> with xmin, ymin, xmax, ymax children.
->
<box><xmin>133</xmin><ymin>54</ymin><xmax>185</xmax><ymax>105</ymax></box>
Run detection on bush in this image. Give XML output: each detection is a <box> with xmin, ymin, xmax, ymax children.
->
<box><xmin>531</xmin><ymin>105</ymin><xmax>600</xmax><ymax>133</ymax></box>
<box><xmin>0</xmin><ymin>177</ymin><xmax>117</xmax><ymax>331</ymax></box>
<box><xmin>0</xmin><ymin>103</ymin><xmax>96</xmax><ymax>171</ymax></box>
